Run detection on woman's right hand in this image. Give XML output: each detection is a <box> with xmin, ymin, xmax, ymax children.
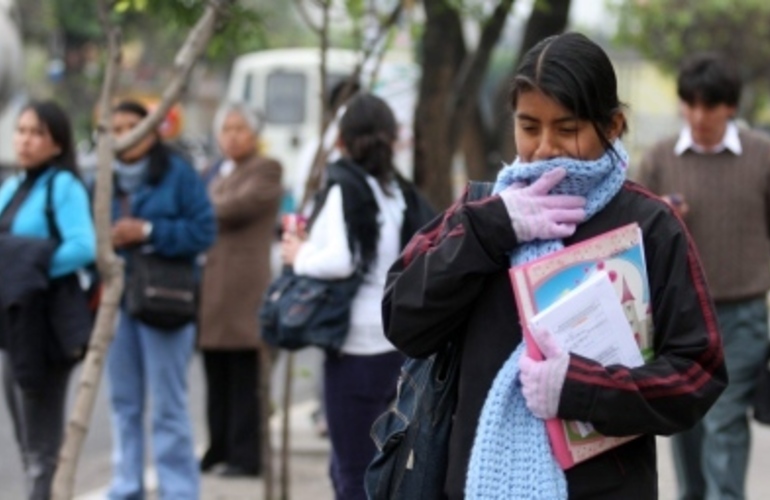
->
<box><xmin>661</xmin><ymin>193</ymin><xmax>690</xmax><ymax>218</ymax></box>
<box><xmin>280</xmin><ymin>231</ymin><xmax>304</xmax><ymax>266</ymax></box>
<box><xmin>498</xmin><ymin>167</ymin><xmax>587</xmax><ymax>242</ymax></box>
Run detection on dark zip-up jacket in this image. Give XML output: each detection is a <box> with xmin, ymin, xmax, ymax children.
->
<box><xmin>383</xmin><ymin>181</ymin><xmax>727</xmax><ymax>499</ymax></box>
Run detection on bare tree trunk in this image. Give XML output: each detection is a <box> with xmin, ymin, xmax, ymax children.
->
<box><xmin>298</xmin><ymin>1</ymin><xmax>404</xmax><ymax>210</ymax></box>
<box><xmin>491</xmin><ymin>0</ymin><xmax>572</xmax><ymax>160</ymax></box>
<box><xmin>462</xmin><ymin>104</ymin><xmax>495</xmax><ymax>181</ymax></box>
<box><xmin>50</xmin><ymin>1</ymin><xmax>123</xmax><ymax>497</ymax></box>
<box><xmin>259</xmin><ymin>347</ymin><xmax>275</xmax><ymax>500</ymax></box>
<box><xmin>114</xmin><ymin>1</ymin><xmax>228</xmax><ymax>153</ymax></box>
<box><xmin>450</xmin><ymin>0</ymin><xmax>515</xmax><ymax>183</ymax></box>
<box><xmin>280</xmin><ymin>353</ymin><xmax>294</xmax><ymax>500</ymax></box>
<box><xmin>414</xmin><ymin>0</ymin><xmax>514</xmax><ymax>209</ymax></box>
<box><xmin>51</xmin><ymin>2</ymin><xmax>231</xmax><ymax>498</ymax></box>
<box><xmin>413</xmin><ymin>0</ymin><xmax>466</xmax><ymax>210</ymax></box>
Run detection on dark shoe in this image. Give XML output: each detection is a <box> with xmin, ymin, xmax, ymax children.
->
<box><xmin>200</xmin><ymin>454</ymin><xmax>224</xmax><ymax>472</ymax></box>
<box><xmin>311</xmin><ymin>408</ymin><xmax>328</xmax><ymax>438</ymax></box>
<box><xmin>218</xmin><ymin>464</ymin><xmax>261</xmax><ymax>478</ymax></box>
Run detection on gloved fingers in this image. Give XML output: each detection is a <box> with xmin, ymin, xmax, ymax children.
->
<box><xmin>540</xmin><ymin>194</ymin><xmax>587</xmax><ymax>210</ymax></box>
<box><xmin>520</xmin><ymin>371</ymin><xmax>540</xmax><ymax>400</ymax></box>
<box><xmin>522</xmin><ymin>385</ymin><xmax>539</xmax><ymax>407</ymax></box>
<box><xmin>519</xmin><ymin>353</ymin><xmax>536</xmax><ymax>375</ymax></box>
<box><xmin>523</xmin><ymin>385</ymin><xmax>548</xmax><ymax>418</ymax></box>
<box><xmin>542</xmin><ymin>222</ymin><xmax>578</xmax><ymax>240</ymax></box>
<box><xmin>528</xmin><ymin>167</ymin><xmax>567</xmax><ymax>195</ymax></box>
<box><xmin>533</xmin><ymin>328</ymin><xmax>565</xmax><ymax>359</ymax></box>
<box><xmin>547</xmin><ymin>208</ymin><xmax>587</xmax><ymax>225</ymax></box>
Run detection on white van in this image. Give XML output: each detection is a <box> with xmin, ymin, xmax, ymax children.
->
<box><xmin>224</xmin><ymin>47</ymin><xmax>418</xmax><ymax>211</ymax></box>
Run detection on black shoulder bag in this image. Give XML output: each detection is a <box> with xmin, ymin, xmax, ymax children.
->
<box><xmin>44</xmin><ymin>171</ymin><xmax>94</xmax><ymax>364</ymax></box>
<box><xmin>364</xmin><ymin>181</ymin><xmax>494</xmax><ymax>499</ymax></box>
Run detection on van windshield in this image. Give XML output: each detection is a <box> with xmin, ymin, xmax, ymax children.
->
<box><xmin>265</xmin><ymin>71</ymin><xmax>306</xmax><ymax>125</ymax></box>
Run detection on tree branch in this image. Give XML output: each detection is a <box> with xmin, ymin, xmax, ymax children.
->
<box><xmin>292</xmin><ymin>0</ymin><xmax>322</xmax><ymax>35</ymax></box>
<box><xmin>447</xmin><ymin>0</ymin><xmax>514</xmax><ymax>147</ymax></box>
<box><xmin>49</xmin><ymin>1</ymin><xmax>125</xmax><ymax>498</ymax></box>
<box><xmin>113</xmin><ymin>0</ymin><xmax>230</xmax><ymax>153</ymax></box>
<box><xmin>299</xmin><ymin>0</ymin><xmax>404</xmax><ymax>210</ymax></box>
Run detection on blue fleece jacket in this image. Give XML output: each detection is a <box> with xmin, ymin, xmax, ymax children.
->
<box><xmin>0</xmin><ymin>168</ymin><xmax>96</xmax><ymax>278</ymax></box>
<box><xmin>111</xmin><ymin>152</ymin><xmax>215</xmax><ymax>258</ymax></box>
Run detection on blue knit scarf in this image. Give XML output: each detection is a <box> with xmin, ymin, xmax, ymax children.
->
<box><xmin>465</xmin><ymin>140</ymin><xmax>628</xmax><ymax>499</ymax></box>
<box><xmin>114</xmin><ymin>157</ymin><xmax>149</xmax><ymax>194</ymax></box>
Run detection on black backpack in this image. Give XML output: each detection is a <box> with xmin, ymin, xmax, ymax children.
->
<box><xmin>364</xmin><ymin>181</ymin><xmax>493</xmax><ymax>499</ymax></box>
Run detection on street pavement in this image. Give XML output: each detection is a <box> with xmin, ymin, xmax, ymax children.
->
<box><xmin>186</xmin><ymin>407</ymin><xmax>770</xmax><ymax>500</ymax></box>
<box><xmin>0</xmin><ymin>349</ymin><xmax>325</xmax><ymax>499</ymax></box>
<box><xmin>2</xmin><ymin>347</ymin><xmax>770</xmax><ymax>498</ymax></box>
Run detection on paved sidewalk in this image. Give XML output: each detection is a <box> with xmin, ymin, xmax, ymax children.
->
<box><xmin>196</xmin><ymin>404</ymin><xmax>770</xmax><ymax>499</ymax></box>
<box><xmin>657</xmin><ymin>422</ymin><xmax>770</xmax><ymax>499</ymax></box>
<box><xmin>200</xmin><ymin>401</ymin><xmax>332</xmax><ymax>500</ymax></box>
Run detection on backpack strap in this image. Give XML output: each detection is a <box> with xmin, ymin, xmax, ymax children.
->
<box><xmin>467</xmin><ymin>181</ymin><xmax>494</xmax><ymax>202</ymax></box>
<box><xmin>45</xmin><ymin>170</ymin><xmax>62</xmax><ymax>244</ymax></box>
<box><xmin>307</xmin><ymin>160</ymin><xmax>374</xmax><ymax>228</ymax></box>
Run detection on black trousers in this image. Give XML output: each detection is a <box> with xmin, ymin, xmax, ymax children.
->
<box><xmin>201</xmin><ymin>349</ymin><xmax>261</xmax><ymax>470</ymax></box>
<box><xmin>2</xmin><ymin>353</ymin><xmax>72</xmax><ymax>500</ymax></box>
<box><xmin>324</xmin><ymin>351</ymin><xmax>404</xmax><ymax>500</ymax></box>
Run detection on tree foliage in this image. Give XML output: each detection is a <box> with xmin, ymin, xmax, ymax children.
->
<box><xmin>19</xmin><ymin>0</ymin><xmax>269</xmax><ymax>64</ymax></box>
<box><xmin>114</xmin><ymin>0</ymin><xmax>269</xmax><ymax>60</ymax></box>
<box><xmin>616</xmin><ymin>0</ymin><xmax>770</xmax><ymax>119</ymax></box>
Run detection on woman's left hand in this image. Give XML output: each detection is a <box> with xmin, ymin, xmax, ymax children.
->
<box><xmin>281</xmin><ymin>232</ymin><xmax>304</xmax><ymax>266</ymax></box>
<box><xmin>111</xmin><ymin>217</ymin><xmax>150</xmax><ymax>248</ymax></box>
<box><xmin>519</xmin><ymin>328</ymin><xmax>570</xmax><ymax>419</ymax></box>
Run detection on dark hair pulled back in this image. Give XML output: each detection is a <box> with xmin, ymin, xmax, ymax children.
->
<box><xmin>339</xmin><ymin>93</ymin><xmax>397</xmax><ymax>192</ymax></box>
<box><xmin>510</xmin><ymin>32</ymin><xmax>627</xmax><ymax>156</ymax></box>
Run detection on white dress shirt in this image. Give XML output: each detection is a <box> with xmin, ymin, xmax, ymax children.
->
<box><xmin>674</xmin><ymin>122</ymin><xmax>742</xmax><ymax>156</ymax></box>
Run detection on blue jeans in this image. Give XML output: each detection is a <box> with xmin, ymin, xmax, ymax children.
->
<box><xmin>672</xmin><ymin>298</ymin><xmax>769</xmax><ymax>500</ymax></box>
<box><xmin>107</xmin><ymin>311</ymin><xmax>199</xmax><ymax>500</ymax></box>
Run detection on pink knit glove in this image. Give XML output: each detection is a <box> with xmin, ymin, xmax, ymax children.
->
<box><xmin>498</xmin><ymin>168</ymin><xmax>587</xmax><ymax>242</ymax></box>
<box><xmin>519</xmin><ymin>329</ymin><xmax>570</xmax><ymax>419</ymax></box>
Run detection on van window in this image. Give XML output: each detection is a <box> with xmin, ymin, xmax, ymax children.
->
<box><xmin>243</xmin><ymin>73</ymin><xmax>253</xmax><ymax>102</ymax></box>
<box><xmin>265</xmin><ymin>71</ymin><xmax>306</xmax><ymax>125</ymax></box>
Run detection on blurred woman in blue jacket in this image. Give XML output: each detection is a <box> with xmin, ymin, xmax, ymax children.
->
<box><xmin>105</xmin><ymin>100</ymin><xmax>215</xmax><ymax>500</ymax></box>
<box><xmin>0</xmin><ymin>100</ymin><xmax>96</xmax><ymax>500</ymax></box>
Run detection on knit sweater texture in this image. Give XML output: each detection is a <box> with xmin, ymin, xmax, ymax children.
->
<box><xmin>637</xmin><ymin>128</ymin><xmax>770</xmax><ymax>302</ymax></box>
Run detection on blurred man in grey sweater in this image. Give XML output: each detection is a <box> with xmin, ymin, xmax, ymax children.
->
<box><xmin>638</xmin><ymin>52</ymin><xmax>770</xmax><ymax>500</ymax></box>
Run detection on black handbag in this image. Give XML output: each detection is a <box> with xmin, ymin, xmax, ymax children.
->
<box><xmin>125</xmin><ymin>250</ymin><xmax>197</xmax><ymax>330</ymax></box>
<box><xmin>753</xmin><ymin>346</ymin><xmax>770</xmax><ymax>424</ymax></box>
<box><xmin>0</xmin><ymin>169</ymin><xmax>93</xmax><ymax>368</ymax></box>
<box><xmin>259</xmin><ymin>267</ymin><xmax>362</xmax><ymax>352</ymax></box>
<box><xmin>43</xmin><ymin>171</ymin><xmax>93</xmax><ymax>364</ymax></box>
<box><xmin>46</xmin><ymin>273</ymin><xmax>93</xmax><ymax>364</ymax></box>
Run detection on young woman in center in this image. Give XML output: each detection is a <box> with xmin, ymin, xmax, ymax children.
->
<box><xmin>281</xmin><ymin>93</ymin><xmax>416</xmax><ymax>500</ymax></box>
<box><xmin>383</xmin><ymin>32</ymin><xmax>727</xmax><ymax>499</ymax></box>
